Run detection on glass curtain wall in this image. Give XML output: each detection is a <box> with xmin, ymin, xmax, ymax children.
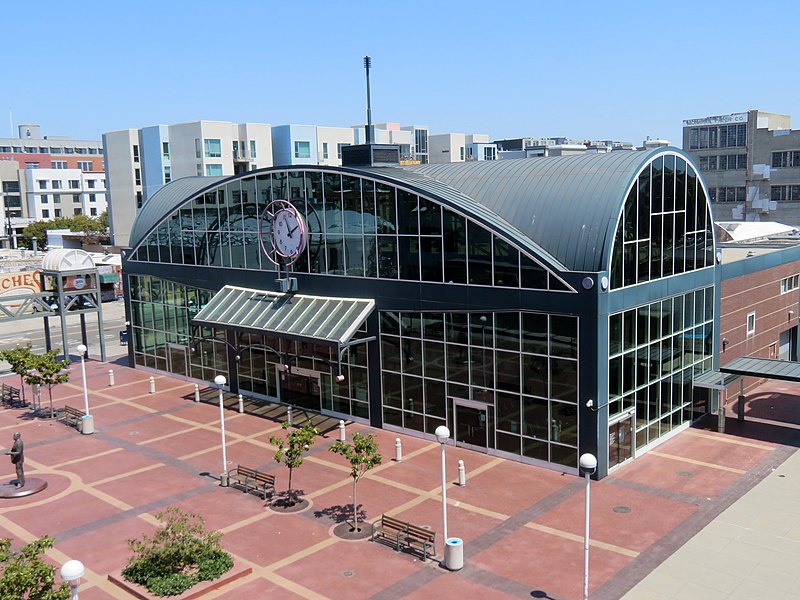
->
<box><xmin>380</xmin><ymin>310</ymin><xmax>579</xmax><ymax>468</ymax></box>
<box><xmin>608</xmin><ymin>287</ymin><xmax>714</xmax><ymax>452</ymax></box>
<box><xmin>129</xmin><ymin>171</ymin><xmax>569</xmax><ymax>293</ymax></box>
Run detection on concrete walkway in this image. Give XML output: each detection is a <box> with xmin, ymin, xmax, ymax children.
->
<box><xmin>0</xmin><ymin>360</ymin><xmax>797</xmax><ymax>599</ymax></box>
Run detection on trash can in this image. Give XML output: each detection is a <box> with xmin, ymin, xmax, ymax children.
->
<box><xmin>444</xmin><ymin>537</ymin><xmax>463</xmax><ymax>571</ymax></box>
<box><xmin>119</xmin><ymin>330</ymin><xmax>128</xmax><ymax>346</ymax></box>
<box><xmin>80</xmin><ymin>414</ymin><xmax>94</xmax><ymax>435</ymax></box>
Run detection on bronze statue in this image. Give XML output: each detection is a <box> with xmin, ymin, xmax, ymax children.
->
<box><xmin>5</xmin><ymin>432</ymin><xmax>24</xmax><ymax>488</ymax></box>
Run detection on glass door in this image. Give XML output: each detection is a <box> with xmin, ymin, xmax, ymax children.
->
<box><xmin>166</xmin><ymin>343</ymin><xmax>189</xmax><ymax>378</ymax></box>
<box><xmin>277</xmin><ymin>365</ymin><xmax>321</xmax><ymax>412</ymax></box>
<box><xmin>608</xmin><ymin>413</ymin><xmax>633</xmax><ymax>469</ymax></box>
<box><xmin>454</xmin><ymin>398</ymin><xmax>488</xmax><ymax>452</ymax></box>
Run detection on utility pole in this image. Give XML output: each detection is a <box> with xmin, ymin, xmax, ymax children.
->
<box><xmin>364</xmin><ymin>56</ymin><xmax>372</xmax><ymax>145</ymax></box>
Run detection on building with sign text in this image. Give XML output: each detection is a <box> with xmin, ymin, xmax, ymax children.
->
<box><xmin>122</xmin><ymin>148</ymin><xmax>718</xmax><ymax>479</ymax></box>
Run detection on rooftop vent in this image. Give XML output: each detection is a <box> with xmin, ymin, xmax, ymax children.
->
<box><xmin>341</xmin><ymin>143</ymin><xmax>400</xmax><ymax>167</ymax></box>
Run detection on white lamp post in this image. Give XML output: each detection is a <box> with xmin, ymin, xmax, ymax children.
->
<box><xmin>60</xmin><ymin>559</ymin><xmax>84</xmax><ymax>600</ymax></box>
<box><xmin>579</xmin><ymin>453</ymin><xmax>597</xmax><ymax>600</ymax></box>
<box><xmin>76</xmin><ymin>344</ymin><xmax>89</xmax><ymax>416</ymax></box>
<box><xmin>214</xmin><ymin>375</ymin><xmax>228</xmax><ymax>485</ymax></box>
<box><xmin>435</xmin><ymin>425</ymin><xmax>450</xmax><ymax>544</ymax></box>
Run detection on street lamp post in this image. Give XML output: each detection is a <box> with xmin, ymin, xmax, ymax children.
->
<box><xmin>60</xmin><ymin>559</ymin><xmax>84</xmax><ymax>600</ymax></box>
<box><xmin>579</xmin><ymin>453</ymin><xmax>597</xmax><ymax>600</ymax></box>
<box><xmin>214</xmin><ymin>375</ymin><xmax>229</xmax><ymax>485</ymax></box>
<box><xmin>435</xmin><ymin>425</ymin><xmax>450</xmax><ymax>543</ymax></box>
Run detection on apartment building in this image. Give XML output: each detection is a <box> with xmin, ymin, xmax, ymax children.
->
<box><xmin>24</xmin><ymin>168</ymin><xmax>107</xmax><ymax>220</ymax></box>
<box><xmin>103</xmin><ymin>121</ymin><xmax>273</xmax><ymax>246</ymax></box>
<box><xmin>0</xmin><ymin>124</ymin><xmax>104</xmax><ymax>172</ymax></box>
<box><xmin>682</xmin><ymin>110</ymin><xmax>800</xmax><ymax>225</ymax></box>
<box><xmin>428</xmin><ymin>133</ymin><xmax>497</xmax><ymax>164</ymax></box>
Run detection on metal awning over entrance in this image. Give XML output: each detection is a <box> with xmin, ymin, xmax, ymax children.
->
<box><xmin>694</xmin><ymin>356</ymin><xmax>800</xmax><ymax>390</ymax></box>
<box><xmin>191</xmin><ymin>285</ymin><xmax>375</xmax><ymax>353</ymax></box>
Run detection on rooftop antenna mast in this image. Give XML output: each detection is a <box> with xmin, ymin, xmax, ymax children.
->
<box><xmin>364</xmin><ymin>56</ymin><xmax>372</xmax><ymax>144</ymax></box>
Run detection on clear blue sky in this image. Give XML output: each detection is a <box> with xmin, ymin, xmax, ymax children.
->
<box><xmin>7</xmin><ymin>0</ymin><xmax>799</xmax><ymax>146</ymax></box>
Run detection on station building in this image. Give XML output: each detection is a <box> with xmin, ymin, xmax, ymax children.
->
<box><xmin>122</xmin><ymin>148</ymin><xmax>717</xmax><ymax>479</ymax></box>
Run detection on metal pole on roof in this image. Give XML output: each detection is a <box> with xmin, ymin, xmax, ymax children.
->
<box><xmin>364</xmin><ymin>56</ymin><xmax>372</xmax><ymax>145</ymax></box>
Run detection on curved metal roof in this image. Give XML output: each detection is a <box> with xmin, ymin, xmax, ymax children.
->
<box><xmin>128</xmin><ymin>175</ymin><xmax>226</xmax><ymax>248</ymax></box>
<box><xmin>405</xmin><ymin>149</ymin><xmax>668</xmax><ymax>272</ymax></box>
<box><xmin>128</xmin><ymin>148</ymin><xmax>693</xmax><ymax>274</ymax></box>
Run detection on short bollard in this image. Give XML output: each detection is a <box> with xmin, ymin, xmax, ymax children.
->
<box><xmin>287</xmin><ymin>406</ymin><xmax>293</xmax><ymax>427</ymax></box>
<box><xmin>108</xmin><ymin>369</ymin><xmax>115</xmax><ymax>387</ymax></box>
<box><xmin>394</xmin><ymin>438</ymin><xmax>402</xmax><ymax>462</ymax></box>
<box><xmin>194</xmin><ymin>384</ymin><xmax>200</xmax><ymax>402</ymax></box>
<box><xmin>149</xmin><ymin>376</ymin><xmax>155</xmax><ymax>394</ymax></box>
<box><xmin>338</xmin><ymin>420</ymin><xmax>346</xmax><ymax>441</ymax></box>
<box><xmin>458</xmin><ymin>460</ymin><xmax>466</xmax><ymax>486</ymax></box>
<box><xmin>238</xmin><ymin>394</ymin><xmax>244</xmax><ymax>413</ymax></box>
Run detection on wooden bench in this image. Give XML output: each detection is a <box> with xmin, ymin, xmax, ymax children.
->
<box><xmin>371</xmin><ymin>514</ymin><xmax>436</xmax><ymax>561</ymax></box>
<box><xmin>371</xmin><ymin>514</ymin><xmax>406</xmax><ymax>552</ymax></box>
<box><xmin>1</xmin><ymin>383</ymin><xmax>24</xmax><ymax>408</ymax></box>
<box><xmin>228</xmin><ymin>465</ymin><xmax>275</xmax><ymax>500</ymax></box>
<box><xmin>60</xmin><ymin>405</ymin><xmax>83</xmax><ymax>430</ymax></box>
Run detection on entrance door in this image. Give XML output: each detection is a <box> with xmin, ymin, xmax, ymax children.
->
<box><xmin>277</xmin><ymin>366</ymin><xmax>321</xmax><ymax>412</ymax></box>
<box><xmin>454</xmin><ymin>399</ymin><xmax>488</xmax><ymax>452</ymax></box>
<box><xmin>166</xmin><ymin>343</ymin><xmax>189</xmax><ymax>378</ymax></box>
<box><xmin>608</xmin><ymin>413</ymin><xmax>633</xmax><ymax>469</ymax></box>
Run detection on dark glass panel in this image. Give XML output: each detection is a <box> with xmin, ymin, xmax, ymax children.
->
<box><xmin>445</xmin><ymin>343</ymin><xmax>470</xmax><ymax>384</ymax></box>
<box><xmin>362</xmin><ymin>179</ymin><xmax>377</xmax><ymax>234</ymax></box>
<box><xmin>674</xmin><ymin>213</ymin><xmax>685</xmax><ymax>274</ymax></box>
<box><xmin>651</xmin><ymin>156</ymin><xmax>663</xmax><ymax>213</ymax></box>
<box><xmin>382</xmin><ymin>372</ymin><xmax>402</xmax><ymax>408</ymax></box>
<box><xmin>522</xmin><ymin>396</ymin><xmax>548</xmax><ymax>439</ymax></box>
<box><xmin>402</xmin><ymin>313</ymin><xmax>422</xmax><ymax>337</ymax></box>
<box><xmin>610</xmin><ymin>223</ymin><xmax>624</xmax><ymax>289</ymax></box>
<box><xmin>378</xmin><ymin>236</ymin><xmax>398</xmax><ymax>278</ymax></box>
<box><xmin>403</xmin><ymin>375</ymin><xmax>423</xmax><ymax>412</ymax></box>
<box><xmin>256</xmin><ymin>173</ymin><xmax>273</xmax><ymax>209</ymax></box>
<box><xmin>381</xmin><ymin>337</ymin><xmax>401</xmax><ymax>371</ymax></box>
<box><xmin>551</xmin><ymin>401</ymin><xmax>577</xmax><ymax>445</ymax></box>
<box><xmin>550</xmin><ymin>443</ymin><xmax>576</xmax><ymax>468</ymax></box>
<box><xmin>375</xmin><ymin>183</ymin><xmax>396</xmax><ymax>234</ymax></box>
<box><xmin>637</xmin><ymin>305</ymin><xmax>649</xmax><ymax>346</ymax></box>
<box><xmin>496</xmin><ymin>391</ymin><xmax>521</xmax><ymax>433</ymax></box>
<box><xmin>398</xmin><ymin>236</ymin><xmax>420</xmax><ymax>280</ymax></box>
<box><xmin>550</xmin><ymin>315</ymin><xmax>578</xmax><ymax>359</ymax></box>
<box><xmin>551</xmin><ymin>358</ymin><xmax>577</xmax><ymax>402</ymax></box>
<box><xmin>469</xmin><ymin>346</ymin><xmax>494</xmax><ymax>389</ymax></box>
<box><xmin>522</xmin><ymin>355</ymin><xmax>548</xmax><ymax>397</ymax></box>
<box><xmin>425</xmin><ymin>379</ymin><xmax>446</xmax><ymax>417</ymax></box>
<box><xmin>418</xmin><ymin>197</ymin><xmax>441</xmax><ymax>235</ymax></box>
<box><xmin>493</xmin><ymin>236</ymin><xmax>519</xmax><ymax>287</ymax></box>
<box><xmin>420</xmin><ymin>237</ymin><xmax>443</xmax><ymax>282</ymax></box>
<box><xmin>686</xmin><ymin>167</ymin><xmax>697</xmax><ymax>231</ymax></box>
<box><xmin>495</xmin><ymin>312</ymin><xmax>520</xmax><ymax>352</ymax></box>
<box><xmin>446</xmin><ymin>313</ymin><xmax>469</xmax><ymax>344</ymax></box>
<box><xmin>287</xmin><ymin>171</ymin><xmax>304</xmax><ymax>202</ymax></box>
<box><xmin>423</xmin><ymin>313</ymin><xmax>445</xmax><ymax>341</ymax></box>
<box><xmin>443</xmin><ymin>209</ymin><xmax>467</xmax><ymax>283</ymax></box>
<box><xmin>624</xmin><ymin>187</ymin><xmax>637</xmax><ymax>241</ymax></box>
<box><xmin>609</xmin><ymin>312</ymin><xmax>622</xmax><ymax>356</ymax></box>
<box><xmin>364</xmin><ymin>235</ymin><xmax>378</xmax><ymax>277</ymax></box>
<box><xmin>342</xmin><ymin>176</ymin><xmax>362</xmax><ymax>234</ymax></box>
<box><xmin>609</xmin><ymin>355</ymin><xmax>621</xmax><ymax>398</ymax></box>
<box><xmin>663</xmin><ymin>214</ymin><xmax>674</xmax><ymax>277</ymax></box>
<box><xmin>380</xmin><ymin>311</ymin><xmax>400</xmax><ymax>335</ymax></box>
<box><xmin>423</xmin><ymin>341</ymin><xmax>445</xmax><ymax>380</ymax></box>
<box><xmin>663</xmin><ymin>154</ymin><xmax>675</xmax><ymax>211</ymax></box>
<box><xmin>675</xmin><ymin>157</ymin><xmax>686</xmax><ymax>210</ymax></box>
<box><xmin>521</xmin><ymin>254</ymin><xmax>548</xmax><ymax>289</ymax></box>
<box><xmin>344</xmin><ymin>235</ymin><xmax>365</xmax><ymax>276</ymax></box>
<box><xmin>469</xmin><ymin>313</ymin><xmax>493</xmax><ymax>347</ymax></box>
<box><xmin>403</xmin><ymin>338</ymin><xmax>422</xmax><ymax>376</ymax></box>
<box><xmin>638</xmin><ymin>166</ymin><xmax>651</xmax><ymax>239</ymax></box>
<box><xmin>649</xmin><ymin>216</ymin><xmax>662</xmax><ymax>279</ymax></box>
<box><xmin>522</xmin><ymin>313</ymin><xmax>548</xmax><ymax>355</ymax></box>
<box><xmin>623</xmin><ymin>351</ymin><xmax>635</xmax><ymax>393</ymax></box>
<box><xmin>272</xmin><ymin>171</ymin><xmax>287</xmax><ymax>200</ymax></box>
<box><xmin>496</xmin><ymin>431</ymin><xmax>520</xmax><ymax>454</ymax></box>
<box><xmin>495</xmin><ymin>351</ymin><xmax>521</xmax><ymax>392</ymax></box>
<box><xmin>623</xmin><ymin>309</ymin><xmax>636</xmax><ymax>352</ymax></box>
<box><xmin>396</xmin><ymin>190</ymin><xmax>418</xmax><ymax>235</ymax></box>
<box><xmin>468</xmin><ymin>221</ymin><xmax>492</xmax><ymax>285</ymax></box>
<box><xmin>623</xmin><ymin>243</ymin><xmax>636</xmax><ymax>286</ymax></box>
<box><xmin>384</xmin><ymin>408</ymin><xmax>402</xmax><ymax>426</ymax></box>
<box><xmin>523</xmin><ymin>437</ymin><xmax>548</xmax><ymax>461</ymax></box>
<box><xmin>323</xmin><ymin>173</ymin><xmax>343</xmax><ymax>233</ymax></box>
<box><xmin>326</xmin><ymin>236</ymin><xmax>344</xmax><ymax>274</ymax></box>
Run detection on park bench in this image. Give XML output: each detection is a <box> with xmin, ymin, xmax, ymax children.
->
<box><xmin>59</xmin><ymin>405</ymin><xmax>83</xmax><ymax>430</ymax></box>
<box><xmin>371</xmin><ymin>514</ymin><xmax>436</xmax><ymax>561</ymax></box>
<box><xmin>1</xmin><ymin>383</ymin><xmax>24</xmax><ymax>408</ymax></box>
<box><xmin>228</xmin><ymin>465</ymin><xmax>275</xmax><ymax>500</ymax></box>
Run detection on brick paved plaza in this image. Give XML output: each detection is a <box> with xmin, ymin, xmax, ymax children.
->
<box><xmin>0</xmin><ymin>359</ymin><xmax>795</xmax><ymax>599</ymax></box>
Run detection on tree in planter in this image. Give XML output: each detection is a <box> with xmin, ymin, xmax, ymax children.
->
<box><xmin>0</xmin><ymin>536</ymin><xmax>71</xmax><ymax>600</ymax></box>
<box><xmin>123</xmin><ymin>507</ymin><xmax>232</xmax><ymax>597</ymax></box>
<box><xmin>0</xmin><ymin>344</ymin><xmax>35</xmax><ymax>407</ymax></box>
<box><xmin>329</xmin><ymin>432</ymin><xmax>382</xmax><ymax>532</ymax></box>
<box><xmin>269</xmin><ymin>421</ymin><xmax>318</xmax><ymax>506</ymax></box>
<box><xmin>24</xmin><ymin>351</ymin><xmax>71</xmax><ymax>419</ymax></box>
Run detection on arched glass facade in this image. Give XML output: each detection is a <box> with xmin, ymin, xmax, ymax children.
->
<box><xmin>610</xmin><ymin>154</ymin><xmax>714</xmax><ymax>289</ymax></box>
<box><xmin>130</xmin><ymin>170</ymin><xmax>570</xmax><ymax>291</ymax></box>
<box><xmin>124</xmin><ymin>151</ymin><xmax>718</xmax><ymax>478</ymax></box>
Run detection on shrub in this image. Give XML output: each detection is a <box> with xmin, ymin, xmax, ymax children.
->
<box><xmin>122</xmin><ymin>507</ymin><xmax>232</xmax><ymax>597</ymax></box>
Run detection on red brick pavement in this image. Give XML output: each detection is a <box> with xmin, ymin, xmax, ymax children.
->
<box><xmin>0</xmin><ymin>358</ymin><xmax>795</xmax><ymax>599</ymax></box>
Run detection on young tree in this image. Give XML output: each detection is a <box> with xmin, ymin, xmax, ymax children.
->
<box><xmin>269</xmin><ymin>421</ymin><xmax>318</xmax><ymax>506</ymax></box>
<box><xmin>329</xmin><ymin>432</ymin><xmax>382</xmax><ymax>532</ymax></box>
<box><xmin>24</xmin><ymin>351</ymin><xmax>71</xmax><ymax>419</ymax></box>
<box><xmin>0</xmin><ymin>536</ymin><xmax>70</xmax><ymax>600</ymax></box>
<box><xmin>0</xmin><ymin>344</ymin><xmax>35</xmax><ymax>406</ymax></box>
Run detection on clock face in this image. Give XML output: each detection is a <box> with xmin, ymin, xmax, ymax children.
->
<box><xmin>271</xmin><ymin>208</ymin><xmax>306</xmax><ymax>258</ymax></box>
<box><xmin>259</xmin><ymin>200</ymin><xmax>307</xmax><ymax>266</ymax></box>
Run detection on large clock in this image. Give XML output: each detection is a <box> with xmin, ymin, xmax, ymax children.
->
<box><xmin>259</xmin><ymin>200</ymin><xmax>307</xmax><ymax>266</ymax></box>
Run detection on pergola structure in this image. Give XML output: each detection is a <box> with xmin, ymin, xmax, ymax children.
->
<box><xmin>0</xmin><ymin>249</ymin><xmax>106</xmax><ymax>360</ymax></box>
